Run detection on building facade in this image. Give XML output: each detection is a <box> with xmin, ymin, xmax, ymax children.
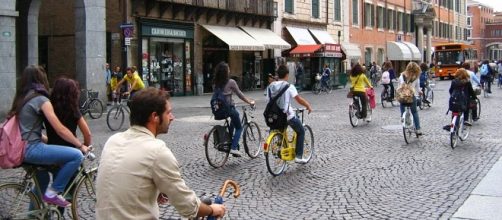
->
<box><xmin>467</xmin><ymin>0</ymin><xmax>499</xmax><ymax>60</ymax></box>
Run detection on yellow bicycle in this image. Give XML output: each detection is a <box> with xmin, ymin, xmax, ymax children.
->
<box><xmin>263</xmin><ymin>108</ymin><xmax>314</xmax><ymax>176</ymax></box>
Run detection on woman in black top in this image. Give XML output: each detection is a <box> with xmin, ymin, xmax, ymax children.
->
<box><xmin>448</xmin><ymin>68</ymin><xmax>476</xmax><ymax>125</ymax></box>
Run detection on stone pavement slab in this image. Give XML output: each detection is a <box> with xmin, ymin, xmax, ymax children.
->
<box><xmin>452</xmin><ymin>156</ymin><xmax>502</xmax><ymax>220</ymax></box>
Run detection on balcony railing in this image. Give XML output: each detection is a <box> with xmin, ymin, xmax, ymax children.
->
<box><xmin>158</xmin><ymin>0</ymin><xmax>274</xmax><ymax>16</ymax></box>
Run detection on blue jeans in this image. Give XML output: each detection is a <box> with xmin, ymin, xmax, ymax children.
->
<box><xmin>288</xmin><ymin>117</ymin><xmax>305</xmax><ymax>158</ymax></box>
<box><xmin>24</xmin><ymin>142</ymin><xmax>83</xmax><ymax>192</ymax></box>
<box><xmin>399</xmin><ymin>96</ymin><xmax>421</xmax><ymax>130</ymax></box>
<box><xmin>228</xmin><ymin>107</ymin><xmax>242</xmax><ymax>150</ymax></box>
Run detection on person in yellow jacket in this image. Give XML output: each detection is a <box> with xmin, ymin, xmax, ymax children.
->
<box><xmin>349</xmin><ymin>63</ymin><xmax>373</xmax><ymax>121</ymax></box>
<box><xmin>115</xmin><ymin>67</ymin><xmax>145</xmax><ymax>98</ymax></box>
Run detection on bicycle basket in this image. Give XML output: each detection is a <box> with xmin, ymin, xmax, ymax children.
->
<box><xmin>88</xmin><ymin>90</ymin><xmax>99</xmax><ymax>99</ymax></box>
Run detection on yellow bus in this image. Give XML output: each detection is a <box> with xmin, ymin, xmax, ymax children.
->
<box><xmin>434</xmin><ymin>43</ymin><xmax>478</xmax><ymax>80</ymax></box>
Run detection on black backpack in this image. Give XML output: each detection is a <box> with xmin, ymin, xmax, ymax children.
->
<box><xmin>449</xmin><ymin>85</ymin><xmax>467</xmax><ymax>112</ymax></box>
<box><xmin>263</xmin><ymin>84</ymin><xmax>290</xmax><ymax>130</ymax></box>
<box><xmin>210</xmin><ymin>87</ymin><xmax>230</xmax><ymax>120</ymax></box>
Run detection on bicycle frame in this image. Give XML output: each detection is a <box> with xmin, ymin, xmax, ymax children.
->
<box><xmin>263</xmin><ymin>110</ymin><xmax>304</xmax><ymax>161</ymax></box>
<box><xmin>450</xmin><ymin>112</ymin><xmax>463</xmax><ymax>133</ymax></box>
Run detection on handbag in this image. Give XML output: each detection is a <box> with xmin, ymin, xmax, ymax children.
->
<box><xmin>347</xmin><ymin>75</ymin><xmax>361</xmax><ymax>98</ymax></box>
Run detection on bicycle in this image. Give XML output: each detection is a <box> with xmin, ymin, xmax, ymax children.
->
<box><xmin>349</xmin><ymin>94</ymin><xmax>372</xmax><ymax>127</ymax></box>
<box><xmin>380</xmin><ymin>83</ymin><xmax>395</xmax><ymax>108</ymax></box>
<box><xmin>79</xmin><ymin>89</ymin><xmax>104</xmax><ymax>119</ymax></box>
<box><xmin>418</xmin><ymin>83</ymin><xmax>434</xmax><ymax>110</ymax></box>
<box><xmin>0</xmin><ymin>149</ymin><xmax>98</xmax><ymax>220</ymax></box>
<box><xmin>263</xmin><ymin>108</ymin><xmax>314</xmax><ymax>176</ymax></box>
<box><xmin>449</xmin><ymin>111</ymin><xmax>470</xmax><ymax>149</ymax></box>
<box><xmin>204</xmin><ymin>105</ymin><xmax>262</xmax><ymax>168</ymax></box>
<box><xmin>402</xmin><ymin>102</ymin><xmax>420</xmax><ymax>144</ymax></box>
<box><xmin>312</xmin><ymin>73</ymin><xmax>332</xmax><ymax>94</ymax></box>
<box><xmin>370</xmin><ymin>72</ymin><xmax>379</xmax><ymax>88</ymax></box>
<box><xmin>106</xmin><ymin>94</ymin><xmax>130</xmax><ymax>131</ymax></box>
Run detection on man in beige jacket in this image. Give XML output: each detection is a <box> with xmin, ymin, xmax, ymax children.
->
<box><xmin>96</xmin><ymin>88</ymin><xmax>225</xmax><ymax>219</ymax></box>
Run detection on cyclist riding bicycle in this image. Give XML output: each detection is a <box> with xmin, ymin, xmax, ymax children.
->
<box><xmin>212</xmin><ymin>62</ymin><xmax>255</xmax><ymax>157</ymax></box>
<box><xmin>397</xmin><ymin>62</ymin><xmax>423</xmax><ymax>135</ymax></box>
<box><xmin>419</xmin><ymin>63</ymin><xmax>431</xmax><ymax>104</ymax></box>
<box><xmin>462</xmin><ymin>62</ymin><xmax>480</xmax><ymax>121</ymax></box>
<box><xmin>443</xmin><ymin>68</ymin><xmax>477</xmax><ymax>130</ymax></box>
<box><xmin>115</xmin><ymin>67</ymin><xmax>145</xmax><ymax>98</ymax></box>
<box><xmin>321</xmin><ymin>64</ymin><xmax>331</xmax><ymax>89</ymax></box>
<box><xmin>265</xmin><ymin>64</ymin><xmax>313</xmax><ymax>164</ymax></box>
<box><xmin>349</xmin><ymin>63</ymin><xmax>373</xmax><ymax>122</ymax></box>
<box><xmin>479</xmin><ymin>60</ymin><xmax>494</xmax><ymax>94</ymax></box>
<box><xmin>383</xmin><ymin>61</ymin><xmax>396</xmax><ymax>100</ymax></box>
<box><xmin>96</xmin><ymin>88</ymin><xmax>226</xmax><ymax>219</ymax></box>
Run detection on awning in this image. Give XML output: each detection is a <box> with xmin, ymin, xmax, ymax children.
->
<box><xmin>290</xmin><ymin>45</ymin><xmax>322</xmax><ymax>54</ymax></box>
<box><xmin>400</xmin><ymin>41</ymin><xmax>422</xmax><ymax>61</ymax></box>
<box><xmin>240</xmin><ymin>27</ymin><xmax>291</xmax><ymax>50</ymax></box>
<box><xmin>285</xmin><ymin>26</ymin><xmax>317</xmax><ymax>45</ymax></box>
<box><xmin>309</xmin><ymin>29</ymin><xmax>336</xmax><ymax>44</ymax></box>
<box><xmin>341</xmin><ymin>43</ymin><xmax>362</xmax><ymax>59</ymax></box>
<box><xmin>387</xmin><ymin>41</ymin><xmax>413</xmax><ymax>61</ymax></box>
<box><xmin>201</xmin><ymin>25</ymin><xmax>265</xmax><ymax>51</ymax></box>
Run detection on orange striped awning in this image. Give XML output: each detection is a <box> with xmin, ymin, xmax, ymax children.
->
<box><xmin>289</xmin><ymin>45</ymin><xmax>322</xmax><ymax>54</ymax></box>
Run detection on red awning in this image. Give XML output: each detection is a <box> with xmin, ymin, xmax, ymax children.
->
<box><xmin>289</xmin><ymin>45</ymin><xmax>322</xmax><ymax>54</ymax></box>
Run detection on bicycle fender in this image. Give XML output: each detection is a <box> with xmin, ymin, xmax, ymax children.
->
<box><xmin>264</xmin><ymin>131</ymin><xmax>281</xmax><ymax>152</ymax></box>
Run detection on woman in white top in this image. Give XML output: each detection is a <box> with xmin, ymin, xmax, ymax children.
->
<box><xmin>398</xmin><ymin>62</ymin><xmax>423</xmax><ymax>135</ymax></box>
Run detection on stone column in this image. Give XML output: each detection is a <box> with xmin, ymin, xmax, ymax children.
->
<box><xmin>27</xmin><ymin>0</ymin><xmax>41</xmax><ymax>66</ymax></box>
<box><xmin>417</xmin><ymin>23</ymin><xmax>424</xmax><ymax>63</ymax></box>
<box><xmin>75</xmin><ymin>0</ymin><xmax>106</xmax><ymax>101</ymax></box>
<box><xmin>0</xmin><ymin>2</ymin><xmax>18</xmax><ymax>117</ymax></box>
<box><xmin>426</xmin><ymin>24</ymin><xmax>432</xmax><ymax>64</ymax></box>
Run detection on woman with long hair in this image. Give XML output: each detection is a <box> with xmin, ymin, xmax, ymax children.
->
<box><xmin>349</xmin><ymin>63</ymin><xmax>373</xmax><ymax>121</ymax></box>
<box><xmin>9</xmin><ymin>65</ymin><xmax>89</xmax><ymax>207</ymax></box>
<box><xmin>213</xmin><ymin>62</ymin><xmax>255</xmax><ymax>157</ymax></box>
<box><xmin>444</xmin><ymin>68</ymin><xmax>476</xmax><ymax>129</ymax></box>
<box><xmin>398</xmin><ymin>62</ymin><xmax>423</xmax><ymax>135</ymax></box>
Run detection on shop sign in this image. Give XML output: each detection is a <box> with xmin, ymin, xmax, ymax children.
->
<box><xmin>151</xmin><ymin>28</ymin><xmax>186</xmax><ymax>37</ymax></box>
<box><xmin>314</xmin><ymin>52</ymin><xmax>343</xmax><ymax>58</ymax></box>
<box><xmin>323</xmin><ymin>44</ymin><xmax>342</xmax><ymax>52</ymax></box>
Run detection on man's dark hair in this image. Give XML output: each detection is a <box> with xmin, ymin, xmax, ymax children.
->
<box><xmin>277</xmin><ymin>64</ymin><xmax>289</xmax><ymax>79</ymax></box>
<box><xmin>420</xmin><ymin>63</ymin><xmax>429</xmax><ymax>72</ymax></box>
<box><xmin>129</xmin><ymin>87</ymin><xmax>170</xmax><ymax>127</ymax></box>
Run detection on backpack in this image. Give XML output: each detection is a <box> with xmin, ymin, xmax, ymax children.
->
<box><xmin>263</xmin><ymin>84</ymin><xmax>290</xmax><ymax>130</ymax></box>
<box><xmin>210</xmin><ymin>87</ymin><xmax>231</xmax><ymax>120</ymax></box>
<box><xmin>480</xmin><ymin>64</ymin><xmax>489</xmax><ymax>76</ymax></box>
<box><xmin>419</xmin><ymin>71</ymin><xmax>428</xmax><ymax>88</ymax></box>
<box><xmin>396</xmin><ymin>75</ymin><xmax>415</xmax><ymax>104</ymax></box>
<box><xmin>449</xmin><ymin>85</ymin><xmax>467</xmax><ymax>112</ymax></box>
<box><xmin>0</xmin><ymin>116</ymin><xmax>26</xmax><ymax>169</ymax></box>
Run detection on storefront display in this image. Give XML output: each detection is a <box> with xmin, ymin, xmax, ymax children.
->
<box><xmin>140</xmin><ymin>20</ymin><xmax>194</xmax><ymax>96</ymax></box>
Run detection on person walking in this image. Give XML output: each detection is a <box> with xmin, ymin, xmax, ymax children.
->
<box><xmin>96</xmin><ymin>88</ymin><xmax>225</xmax><ymax>219</ymax></box>
<box><xmin>104</xmin><ymin>63</ymin><xmax>112</xmax><ymax>104</ymax></box>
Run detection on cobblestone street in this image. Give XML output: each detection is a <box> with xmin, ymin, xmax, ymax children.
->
<box><xmin>1</xmin><ymin>80</ymin><xmax>501</xmax><ymax>219</ymax></box>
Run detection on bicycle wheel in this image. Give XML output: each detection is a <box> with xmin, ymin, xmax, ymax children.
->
<box><xmin>44</xmin><ymin>207</ymin><xmax>63</xmax><ymax>220</ymax></box>
<box><xmin>326</xmin><ymin>85</ymin><xmax>333</xmax><ymax>94</ymax></box>
<box><xmin>88</xmin><ymin>99</ymin><xmax>103</xmax><ymax>119</ymax></box>
<box><xmin>349</xmin><ymin>104</ymin><xmax>359</xmax><ymax>127</ymax></box>
<box><xmin>265</xmin><ymin>133</ymin><xmax>287</xmax><ymax>176</ymax></box>
<box><xmin>381</xmin><ymin>91</ymin><xmax>387</xmax><ymax>108</ymax></box>
<box><xmin>106</xmin><ymin>106</ymin><xmax>125</xmax><ymax>131</ymax></box>
<box><xmin>243</xmin><ymin>122</ymin><xmax>262</xmax><ymax>159</ymax></box>
<box><xmin>204</xmin><ymin>127</ymin><xmax>229</xmax><ymax>168</ymax></box>
<box><xmin>402</xmin><ymin>112</ymin><xmax>413</xmax><ymax>144</ymax></box>
<box><xmin>476</xmin><ymin>97</ymin><xmax>481</xmax><ymax>119</ymax></box>
<box><xmin>302</xmin><ymin>125</ymin><xmax>314</xmax><ymax>163</ymax></box>
<box><xmin>450</xmin><ymin>118</ymin><xmax>459</xmax><ymax>149</ymax></box>
<box><xmin>312</xmin><ymin>83</ymin><xmax>321</xmax><ymax>94</ymax></box>
<box><xmin>0</xmin><ymin>183</ymin><xmax>42</xmax><ymax>219</ymax></box>
<box><xmin>71</xmin><ymin>169</ymin><xmax>97</xmax><ymax>220</ymax></box>
<box><xmin>459</xmin><ymin>117</ymin><xmax>470</xmax><ymax>141</ymax></box>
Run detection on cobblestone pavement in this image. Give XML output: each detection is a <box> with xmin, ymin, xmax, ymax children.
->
<box><xmin>1</xmin><ymin>80</ymin><xmax>501</xmax><ymax>219</ymax></box>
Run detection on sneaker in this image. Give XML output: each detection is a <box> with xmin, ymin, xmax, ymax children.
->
<box><xmin>443</xmin><ymin>125</ymin><xmax>451</xmax><ymax>131</ymax></box>
<box><xmin>473</xmin><ymin>117</ymin><xmax>480</xmax><ymax>121</ymax></box>
<box><xmin>43</xmin><ymin>194</ymin><xmax>71</xmax><ymax>207</ymax></box>
<box><xmin>230</xmin><ymin>149</ymin><xmax>242</xmax><ymax>157</ymax></box>
<box><xmin>366</xmin><ymin>116</ymin><xmax>372</xmax><ymax>122</ymax></box>
<box><xmin>415</xmin><ymin>129</ymin><xmax>423</xmax><ymax>136</ymax></box>
<box><xmin>294</xmin><ymin>157</ymin><xmax>308</xmax><ymax>164</ymax></box>
<box><xmin>488</xmin><ymin>90</ymin><xmax>492</xmax><ymax>94</ymax></box>
<box><xmin>464</xmin><ymin>121</ymin><xmax>472</xmax><ymax>126</ymax></box>
<box><xmin>423</xmin><ymin>99</ymin><xmax>430</xmax><ymax>104</ymax></box>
